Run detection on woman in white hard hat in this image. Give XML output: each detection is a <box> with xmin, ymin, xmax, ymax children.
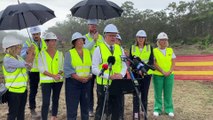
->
<box><xmin>64</xmin><ymin>32</ymin><xmax>92</xmax><ymax>120</ymax></box>
<box><xmin>152</xmin><ymin>32</ymin><xmax>176</xmax><ymax>117</ymax></box>
<box><xmin>38</xmin><ymin>32</ymin><xmax>64</xmax><ymax>120</ymax></box>
<box><xmin>2</xmin><ymin>35</ymin><xmax>34</xmax><ymax>120</ymax></box>
<box><xmin>130</xmin><ymin>30</ymin><xmax>154</xmax><ymax>120</ymax></box>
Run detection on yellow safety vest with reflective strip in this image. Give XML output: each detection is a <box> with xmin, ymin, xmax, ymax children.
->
<box><xmin>153</xmin><ymin>48</ymin><xmax>174</xmax><ymax>75</ymax></box>
<box><xmin>39</xmin><ymin>50</ymin><xmax>64</xmax><ymax>83</ymax></box>
<box><xmin>85</xmin><ymin>33</ymin><xmax>104</xmax><ymax>54</ymax></box>
<box><xmin>70</xmin><ymin>48</ymin><xmax>92</xmax><ymax>77</ymax></box>
<box><xmin>2</xmin><ymin>54</ymin><xmax>28</xmax><ymax>93</ymax></box>
<box><xmin>96</xmin><ymin>43</ymin><xmax>122</xmax><ymax>85</ymax></box>
<box><xmin>26</xmin><ymin>39</ymin><xmax>47</xmax><ymax>72</ymax></box>
<box><xmin>131</xmin><ymin>45</ymin><xmax>153</xmax><ymax>74</ymax></box>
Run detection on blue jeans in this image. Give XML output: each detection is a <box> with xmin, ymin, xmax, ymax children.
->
<box><xmin>41</xmin><ymin>82</ymin><xmax>63</xmax><ymax>120</ymax></box>
<box><xmin>65</xmin><ymin>78</ymin><xmax>90</xmax><ymax>120</ymax></box>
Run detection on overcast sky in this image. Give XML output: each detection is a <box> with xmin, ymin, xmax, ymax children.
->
<box><xmin>0</xmin><ymin>0</ymin><xmax>192</xmax><ymax>34</ymax></box>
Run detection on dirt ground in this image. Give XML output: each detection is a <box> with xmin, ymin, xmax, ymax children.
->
<box><xmin>0</xmin><ymin>80</ymin><xmax>213</xmax><ymax>120</ymax></box>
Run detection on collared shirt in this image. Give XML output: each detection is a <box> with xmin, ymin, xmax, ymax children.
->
<box><xmin>92</xmin><ymin>41</ymin><xmax>127</xmax><ymax>79</ymax></box>
<box><xmin>20</xmin><ymin>39</ymin><xmax>42</xmax><ymax>59</ymax></box>
<box><xmin>84</xmin><ymin>33</ymin><xmax>104</xmax><ymax>50</ymax></box>
<box><xmin>3</xmin><ymin>55</ymin><xmax>27</xmax><ymax>72</ymax></box>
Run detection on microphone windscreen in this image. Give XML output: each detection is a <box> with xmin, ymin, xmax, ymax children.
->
<box><xmin>107</xmin><ymin>56</ymin><xmax>116</xmax><ymax>65</ymax></box>
<box><xmin>102</xmin><ymin>64</ymin><xmax>108</xmax><ymax>70</ymax></box>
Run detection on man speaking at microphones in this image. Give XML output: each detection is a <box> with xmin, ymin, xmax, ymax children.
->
<box><xmin>92</xmin><ymin>24</ymin><xmax>127</xmax><ymax>120</ymax></box>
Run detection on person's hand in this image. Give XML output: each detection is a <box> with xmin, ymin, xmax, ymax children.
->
<box><xmin>163</xmin><ymin>71</ymin><xmax>171</xmax><ymax>77</ymax></box>
<box><xmin>52</xmin><ymin>74</ymin><xmax>61</xmax><ymax>80</ymax></box>
<box><xmin>27</xmin><ymin>45</ymin><xmax>35</xmax><ymax>55</ymax></box>
<box><xmin>93</xmin><ymin>32</ymin><xmax>99</xmax><ymax>42</ymax></box>
<box><xmin>110</xmin><ymin>73</ymin><xmax>123</xmax><ymax>80</ymax></box>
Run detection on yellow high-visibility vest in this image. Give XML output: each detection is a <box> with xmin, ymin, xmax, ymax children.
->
<box><xmin>2</xmin><ymin>54</ymin><xmax>28</xmax><ymax>93</ymax></box>
<box><xmin>131</xmin><ymin>45</ymin><xmax>153</xmax><ymax>74</ymax></box>
<box><xmin>85</xmin><ymin>33</ymin><xmax>103</xmax><ymax>54</ymax></box>
<box><xmin>39</xmin><ymin>50</ymin><xmax>64</xmax><ymax>83</ymax></box>
<box><xmin>96</xmin><ymin>43</ymin><xmax>122</xmax><ymax>85</ymax></box>
<box><xmin>26</xmin><ymin>39</ymin><xmax>47</xmax><ymax>72</ymax></box>
<box><xmin>70</xmin><ymin>48</ymin><xmax>92</xmax><ymax>77</ymax></box>
<box><xmin>153</xmin><ymin>48</ymin><xmax>174</xmax><ymax>75</ymax></box>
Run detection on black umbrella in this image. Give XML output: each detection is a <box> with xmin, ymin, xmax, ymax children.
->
<box><xmin>70</xmin><ymin>0</ymin><xmax>123</xmax><ymax>20</ymax></box>
<box><xmin>0</xmin><ymin>2</ymin><xmax>55</xmax><ymax>30</ymax></box>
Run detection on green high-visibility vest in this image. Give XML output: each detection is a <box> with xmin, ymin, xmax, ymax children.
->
<box><xmin>85</xmin><ymin>33</ymin><xmax>103</xmax><ymax>54</ymax></box>
<box><xmin>39</xmin><ymin>50</ymin><xmax>64</xmax><ymax>83</ymax></box>
<box><xmin>25</xmin><ymin>39</ymin><xmax>47</xmax><ymax>72</ymax></box>
<box><xmin>2</xmin><ymin>54</ymin><xmax>28</xmax><ymax>93</ymax></box>
<box><xmin>153</xmin><ymin>48</ymin><xmax>174</xmax><ymax>76</ymax></box>
<box><xmin>96</xmin><ymin>43</ymin><xmax>122</xmax><ymax>85</ymax></box>
<box><xmin>70</xmin><ymin>48</ymin><xmax>92</xmax><ymax>77</ymax></box>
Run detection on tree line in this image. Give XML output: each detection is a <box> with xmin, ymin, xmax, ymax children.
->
<box><xmin>48</xmin><ymin>0</ymin><xmax>213</xmax><ymax>49</ymax></box>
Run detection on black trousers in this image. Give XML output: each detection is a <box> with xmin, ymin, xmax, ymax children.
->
<box><xmin>133</xmin><ymin>75</ymin><xmax>151</xmax><ymax>115</ymax></box>
<box><xmin>88</xmin><ymin>74</ymin><xmax>96</xmax><ymax>112</ymax></box>
<box><xmin>41</xmin><ymin>82</ymin><xmax>63</xmax><ymax>120</ymax></box>
<box><xmin>29</xmin><ymin>72</ymin><xmax>40</xmax><ymax>110</ymax></box>
<box><xmin>7</xmin><ymin>90</ymin><xmax>27</xmax><ymax>120</ymax></box>
<box><xmin>94</xmin><ymin>85</ymin><xmax>122</xmax><ymax>120</ymax></box>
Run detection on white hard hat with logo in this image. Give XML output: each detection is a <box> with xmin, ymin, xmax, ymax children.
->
<box><xmin>44</xmin><ymin>32</ymin><xmax>58</xmax><ymax>40</ymax></box>
<box><xmin>103</xmin><ymin>24</ymin><xmax>119</xmax><ymax>33</ymax></box>
<box><xmin>116</xmin><ymin>34</ymin><xmax>122</xmax><ymax>40</ymax></box>
<box><xmin>71</xmin><ymin>32</ymin><xmax>85</xmax><ymax>43</ymax></box>
<box><xmin>136</xmin><ymin>30</ymin><xmax>147</xmax><ymax>37</ymax></box>
<box><xmin>157</xmin><ymin>32</ymin><xmax>168</xmax><ymax>40</ymax></box>
<box><xmin>29</xmin><ymin>26</ymin><xmax>41</xmax><ymax>34</ymax></box>
<box><xmin>87</xmin><ymin>19</ymin><xmax>98</xmax><ymax>25</ymax></box>
<box><xmin>2</xmin><ymin>35</ymin><xmax>23</xmax><ymax>50</ymax></box>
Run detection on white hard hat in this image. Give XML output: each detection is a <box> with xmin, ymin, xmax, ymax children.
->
<box><xmin>2</xmin><ymin>35</ymin><xmax>23</xmax><ymax>49</ymax></box>
<box><xmin>136</xmin><ymin>30</ymin><xmax>147</xmax><ymax>37</ymax></box>
<box><xmin>44</xmin><ymin>32</ymin><xmax>58</xmax><ymax>40</ymax></box>
<box><xmin>71</xmin><ymin>32</ymin><xmax>85</xmax><ymax>43</ymax></box>
<box><xmin>103</xmin><ymin>24</ymin><xmax>119</xmax><ymax>33</ymax></box>
<box><xmin>116</xmin><ymin>34</ymin><xmax>122</xmax><ymax>40</ymax></box>
<box><xmin>157</xmin><ymin>32</ymin><xmax>168</xmax><ymax>40</ymax></box>
<box><xmin>87</xmin><ymin>19</ymin><xmax>98</xmax><ymax>25</ymax></box>
<box><xmin>29</xmin><ymin>26</ymin><xmax>41</xmax><ymax>34</ymax></box>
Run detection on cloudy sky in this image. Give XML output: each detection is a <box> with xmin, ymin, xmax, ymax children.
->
<box><xmin>0</xmin><ymin>0</ymin><xmax>192</xmax><ymax>33</ymax></box>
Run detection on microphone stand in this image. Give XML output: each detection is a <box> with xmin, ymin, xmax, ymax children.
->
<box><xmin>122</xmin><ymin>57</ymin><xmax>148</xmax><ymax>120</ymax></box>
<box><xmin>101</xmin><ymin>64</ymin><xmax>112</xmax><ymax>120</ymax></box>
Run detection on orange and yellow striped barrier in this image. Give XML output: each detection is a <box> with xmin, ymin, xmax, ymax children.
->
<box><xmin>174</xmin><ymin>55</ymin><xmax>213</xmax><ymax>80</ymax></box>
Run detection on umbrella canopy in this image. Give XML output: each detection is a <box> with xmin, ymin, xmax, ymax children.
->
<box><xmin>0</xmin><ymin>2</ymin><xmax>55</xmax><ymax>30</ymax></box>
<box><xmin>70</xmin><ymin>0</ymin><xmax>123</xmax><ymax>20</ymax></box>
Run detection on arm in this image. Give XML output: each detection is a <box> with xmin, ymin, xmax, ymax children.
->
<box><xmin>84</xmin><ymin>36</ymin><xmax>95</xmax><ymax>50</ymax></box>
<box><xmin>20</xmin><ymin>42</ymin><xmax>28</xmax><ymax>59</ymax></box>
<box><xmin>64</xmin><ymin>52</ymin><xmax>76</xmax><ymax>78</ymax></box>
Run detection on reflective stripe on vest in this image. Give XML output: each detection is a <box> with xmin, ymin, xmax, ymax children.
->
<box><xmin>96</xmin><ymin>43</ymin><xmax>122</xmax><ymax>85</ymax></box>
<box><xmin>26</xmin><ymin>39</ymin><xmax>47</xmax><ymax>72</ymax></box>
<box><xmin>39</xmin><ymin>50</ymin><xmax>64</xmax><ymax>83</ymax></box>
<box><xmin>70</xmin><ymin>48</ymin><xmax>92</xmax><ymax>77</ymax></box>
<box><xmin>85</xmin><ymin>33</ymin><xmax>103</xmax><ymax>54</ymax></box>
<box><xmin>131</xmin><ymin>45</ymin><xmax>153</xmax><ymax>74</ymax></box>
<box><xmin>2</xmin><ymin>54</ymin><xmax>28</xmax><ymax>93</ymax></box>
<box><xmin>153</xmin><ymin>48</ymin><xmax>174</xmax><ymax>75</ymax></box>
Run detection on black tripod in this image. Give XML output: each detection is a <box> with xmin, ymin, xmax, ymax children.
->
<box><xmin>122</xmin><ymin>56</ymin><xmax>148</xmax><ymax>120</ymax></box>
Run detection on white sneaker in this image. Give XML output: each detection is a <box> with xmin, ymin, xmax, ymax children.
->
<box><xmin>153</xmin><ymin>112</ymin><xmax>159</xmax><ymax>117</ymax></box>
<box><xmin>134</xmin><ymin>113</ymin><xmax>139</xmax><ymax>119</ymax></box>
<box><xmin>168</xmin><ymin>112</ymin><xmax>174</xmax><ymax>117</ymax></box>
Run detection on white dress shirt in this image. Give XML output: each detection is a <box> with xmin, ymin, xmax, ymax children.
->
<box><xmin>92</xmin><ymin>42</ymin><xmax>127</xmax><ymax>79</ymax></box>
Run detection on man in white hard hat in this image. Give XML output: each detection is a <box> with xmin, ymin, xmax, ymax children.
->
<box><xmin>84</xmin><ymin>19</ymin><xmax>104</xmax><ymax>117</ymax></box>
<box><xmin>21</xmin><ymin>26</ymin><xmax>47</xmax><ymax>118</ymax></box>
<box><xmin>92</xmin><ymin>24</ymin><xmax>127</xmax><ymax>120</ymax></box>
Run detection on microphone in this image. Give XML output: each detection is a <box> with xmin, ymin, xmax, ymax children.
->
<box><xmin>133</xmin><ymin>56</ymin><xmax>155</xmax><ymax>70</ymax></box>
<box><xmin>133</xmin><ymin>58</ymin><xmax>147</xmax><ymax>74</ymax></box>
<box><xmin>98</xmin><ymin>64</ymin><xmax>108</xmax><ymax>77</ymax></box>
<box><xmin>107</xmin><ymin>56</ymin><xmax>116</xmax><ymax>68</ymax></box>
